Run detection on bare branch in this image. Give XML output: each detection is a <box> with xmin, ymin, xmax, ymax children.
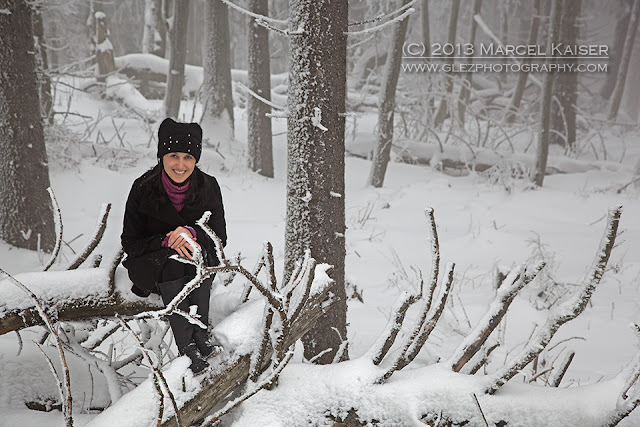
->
<box><xmin>349</xmin><ymin>0</ymin><xmax>414</xmax><ymax>27</ymax></box>
<box><xmin>485</xmin><ymin>206</ymin><xmax>622</xmax><ymax>394</ymax></box>
<box><xmin>369</xmin><ymin>291</ymin><xmax>419</xmax><ymax>366</ymax></box>
<box><xmin>118</xmin><ymin>315</ymin><xmax>182</xmax><ymax>427</ymax></box>
<box><xmin>288</xmin><ymin>255</ymin><xmax>316</xmax><ymax>324</ymax></box>
<box><xmin>241</xmin><ymin>253</ymin><xmax>265</xmax><ymax>303</ymax></box>
<box><xmin>250</xmin><ymin>306</ymin><xmax>274</xmax><ymax>382</ymax></box>
<box><xmin>345</xmin><ymin>6</ymin><xmax>415</xmax><ymax>37</ymax></box>
<box><xmin>449</xmin><ymin>263</ymin><xmax>544</xmax><ymax>372</ymax></box>
<box><xmin>35</xmin><ymin>342</ymin><xmax>68</xmax><ymax>423</ymax></box>
<box><xmin>235</xmin><ymin>81</ymin><xmax>286</xmax><ymax>111</ymax></box>
<box><xmin>196</xmin><ymin>211</ymin><xmax>228</xmax><ymax>266</ymax></box>
<box><xmin>463</xmin><ymin>342</ymin><xmax>500</xmax><ymax>375</ymax></box>
<box><xmin>108</xmin><ymin>247</ymin><xmax>124</xmax><ymax>295</ymax></box>
<box><xmin>549</xmin><ymin>350</ymin><xmax>575</xmax><ymax>387</ymax></box>
<box><xmin>471</xmin><ymin>393</ymin><xmax>490</xmax><ymax>427</ymax></box>
<box><xmin>43</xmin><ymin>187</ymin><xmax>63</xmax><ymax>271</ymax></box>
<box><xmin>1</xmin><ymin>268</ymin><xmax>74</xmax><ymax>426</ymax></box>
<box><xmin>219</xmin><ymin>0</ymin><xmax>287</xmax><ymax>25</ymax></box>
<box><xmin>66</xmin><ymin>203</ymin><xmax>111</xmax><ymax>270</ymax></box>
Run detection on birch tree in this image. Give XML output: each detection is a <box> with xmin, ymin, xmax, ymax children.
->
<box><xmin>247</xmin><ymin>0</ymin><xmax>274</xmax><ymax>178</ymax></box>
<box><xmin>0</xmin><ymin>0</ymin><xmax>55</xmax><ymax>252</ymax></box>
<box><xmin>285</xmin><ymin>0</ymin><xmax>349</xmax><ymax>364</ymax></box>
<box><xmin>203</xmin><ymin>0</ymin><xmax>235</xmax><ymax>143</ymax></box>
<box><xmin>163</xmin><ymin>0</ymin><xmax>190</xmax><ymax>119</ymax></box>
<box><xmin>367</xmin><ymin>0</ymin><xmax>412</xmax><ymax>188</ymax></box>
<box><xmin>533</xmin><ymin>0</ymin><xmax>563</xmax><ymax>187</ymax></box>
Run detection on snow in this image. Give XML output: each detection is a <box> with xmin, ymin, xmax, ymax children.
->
<box><xmin>1</xmin><ymin>52</ymin><xmax>640</xmax><ymax>426</ymax></box>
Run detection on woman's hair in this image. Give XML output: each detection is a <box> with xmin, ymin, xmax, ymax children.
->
<box><xmin>140</xmin><ymin>162</ymin><xmax>205</xmax><ymax>210</ymax></box>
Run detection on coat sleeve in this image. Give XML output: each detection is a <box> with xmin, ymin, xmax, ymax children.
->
<box><xmin>121</xmin><ymin>183</ymin><xmax>165</xmax><ymax>257</ymax></box>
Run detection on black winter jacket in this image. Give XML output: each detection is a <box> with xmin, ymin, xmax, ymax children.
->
<box><xmin>121</xmin><ymin>167</ymin><xmax>227</xmax><ymax>295</ymax></box>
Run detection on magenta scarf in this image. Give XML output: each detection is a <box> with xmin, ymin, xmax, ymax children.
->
<box><xmin>161</xmin><ymin>170</ymin><xmax>190</xmax><ymax>212</ymax></box>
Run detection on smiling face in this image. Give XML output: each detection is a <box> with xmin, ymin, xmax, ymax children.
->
<box><xmin>162</xmin><ymin>152</ymin><xmax>196</xmax><ymax>183</ymax></box>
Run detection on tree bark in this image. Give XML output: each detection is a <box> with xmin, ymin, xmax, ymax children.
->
<box><xmin>32</xmin><ymin>4</ymin><xmax>53</xmax><ymax>125</ymax></box>
<box><xmin>608</xmin><ymin>0</ymin><xmax>640</xmax><ymax>120</ymax></box>
<box><xmin>163</xmin><ymin>0</ymin><xmax>190</xmax><ymax>119</ymax></box>
<box><xmin>433</xmin><ymin>0</ymin><xmax>460</xmax><ymax>127</ymax></box>
<box><xmin>367</xmin><ymin>0</ymin><xmax>412</xmax><ymax>188</ymax></box>
<box><xmin>0</xmin><ymin>0</ymin><xmax>55</xmax><ymax>252</ymax></box>
<box><xmin>505</xmin><ymin>0</ymin><xmax>540</xmax><ymax>123</ymax></box>
<box><xmin>247</xmin><ymin>0</ymin><xmax>274</xmax><ymax>178</ymax></box>
<box><xmin>285</xmin><ymin>0</ymin><xmax>349</xmax><ymax>364</ymax></box>
<box><xmin>457</xmin><ymin>0</ymin><xmax>483</xmax><ymax>124</ymax></box>
<box><xmin>532</xmin><ymin>0</ymin><xmax>562</xmax><ymax>187</ymax></box>
<box><xmin>203</xmin><ymin>0</ymin><xmax>235</xmax><ymax>142</ymax></box>
<box><xmin>94</xmin><ymin>11</ymin><xmax>115</xmax><ymax>81</ymax></box>
<box><xmin>550</xmin><ymin>0</ymin><xmax>580</xmax><ymax>149</ymax></box>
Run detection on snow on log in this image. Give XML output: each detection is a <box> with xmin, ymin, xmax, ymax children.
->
<box><xmin>0</xmin><ymin>267</ymin><xmax>162</xmax><ymax>336</ymax></box>
<box><xmin>86</xmin><ymin>264</ymin><xmax>334</xmax><ymax>427</ymax></box>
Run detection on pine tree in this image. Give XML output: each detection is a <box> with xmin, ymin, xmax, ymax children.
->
<box><xmin>0</xmin><ymin>0</ymin><xmax>55</xmax><ymax>251</ymax></box>
<box><xmin>285</xmin><ymin>0</ymin><xmax>349</xmax><ymax>364</ymax></box>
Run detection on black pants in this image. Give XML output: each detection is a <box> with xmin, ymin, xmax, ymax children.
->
<box><xmin>158</xmin><ymin>259</ymin><xmax>213</xmax><ymax>353</ymax></box>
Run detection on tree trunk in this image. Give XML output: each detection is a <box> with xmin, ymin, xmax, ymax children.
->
<box><xmin>433</xmin><ymin>0</ymin><xmax>460</xmax><ymax>127</ymax></box>
<box><xmin>247</xmin><ymin>0</ymin><xmax>274</xmax><ymax>178</ymax></box>
<box><xmin>550</xmin><ymin>0</ymin><xmax>580</xmax><ymax>149</ymax></box>
<box><xmin>32</xmin><ymin>4</ymin><xmax>53</xmax><ymax>125</ymax></box>
<box><xmin>600</xmin><ymin>0</ymin><xmax>633</xmax><ymax>99</ymax></box>
<box><xmin>163</xmin><ymin>0</ymin><xmax>189</xmax><ymax>119</ymax></box>
<box><xmin>142</xmin><ymin>0</ymin><xmax>163</xmax><ymax>55</ymax></box>
<box><xmin>457</xmin><ymin>0</ymin><xmax>483</xmax><ymax>124</ymax></box>
<box><xmin>0</xmin><ymin>0</ymin><xmax>55</xmax><ymax>252</ymax></box>
<box><xmin>505</xmin><ymin>0</ymin><xmax>540</xmax><ymax>123</ymax></box>
<box><xmin>285</xmin><ymin>0</ymin><xmax>349</xmax><ymax>364</ymax></box>
<box><xmin>367</xmin><ymin>0</ymin><xmax>412</xmax><ymax>188</ymax></box>
<box><xmin>422</xmin><ymin>0</ymin><xmax>430</xmax><ymax>52</ymax></box>
<box><xmin>94</xmin><ymin>10</ymin><xmax>115</xmax><ymax>81</ymax></box>
<box><xmin>608</xmin><ymin>0</ymin><xmax>640</xmax><ymax>120</ymax></box>
<box><xmin>203</xmin><ymin>0</ymin><xmax>235</xmax><ymax>144</ymax></box>
<box><xmin>533</xmin><ymin>0</ymin><xmax>563</xmax><ymax>187</ymax></box>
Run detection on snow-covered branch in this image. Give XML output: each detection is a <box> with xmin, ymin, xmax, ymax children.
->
<box><xmin>448</xmin><ymin>262</ymin><xmax>544</xmax><ymax>373</ymax></box>
<box><xmin>348</xmin><ymin>0</ymin><xmax>415</xmax><ymax>27</ymax></box>
<box><xmin>235</xmin><ymin>81</ymin><xmax>286</xmax><ymax>111</ymax></box>
<box><xmin>485</xmin><ymin>206</ymin><xmax>622</xmax><ymax>394</ymax></box>
<box><xmin>345</xmin><ymin>6</ymin><xmax>415</xmax><ymax>37</ymax></box>
<box><xmin>66</xmin><ymin>203</ymin><xmax>111</xmax><ymax>270</ymax></box>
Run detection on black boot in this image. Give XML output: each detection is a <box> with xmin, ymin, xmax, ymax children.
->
<box><xmin>182</xmin><ymin>343</ymin><xmax>209</xmax><ymax>374</ymax></box>
<box><xmin>193</xmin><ymin>328</ymin><xmax>223</xmax><ymax>358</ymax></box>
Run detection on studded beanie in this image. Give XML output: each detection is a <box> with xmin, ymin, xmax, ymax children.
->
<box><xmin>157</xmin><ymin>118</ymin><xmax>203</xmax><ymax>162</ymax></box>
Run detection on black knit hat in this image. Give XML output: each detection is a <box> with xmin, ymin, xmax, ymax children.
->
<box><xmin>157</xmin><ymin>118</ymin><xmax>203</xmax><ymax>162</ymax></box>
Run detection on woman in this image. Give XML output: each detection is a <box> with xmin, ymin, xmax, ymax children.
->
<box><xmin>121</xmin><ymin>118</ymin><xmax>227</xmax><ymax>374</ymax></box>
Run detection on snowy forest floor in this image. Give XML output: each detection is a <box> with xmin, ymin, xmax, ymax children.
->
<box><xmin>1</xmin><ymin>77</ymin><xmax>640</xmax><ymax>426</ymax></box>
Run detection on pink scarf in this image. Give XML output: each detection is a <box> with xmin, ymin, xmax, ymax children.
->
<box><xmin>161</xmin><ymin>170</ymin><xmax>190</xmax><ymax>212</ymax></box>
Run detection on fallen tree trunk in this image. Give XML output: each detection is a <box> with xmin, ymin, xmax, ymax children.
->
<box><xmin>0</xmin><ymin>267</ymin><xmax>162</xmax><ymax>336</ymax></box>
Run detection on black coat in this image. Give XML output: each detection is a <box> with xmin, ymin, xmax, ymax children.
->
<box><xmin>121</xmin><ymin>166</ymin><xmax>227</xmax><ymax>295</ymax></box>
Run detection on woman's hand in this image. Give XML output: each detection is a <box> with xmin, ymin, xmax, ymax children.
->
<box><xmin>166</xmin><ymin>226</ymin><xmax>200</xmax><ymax>258</ymax></box>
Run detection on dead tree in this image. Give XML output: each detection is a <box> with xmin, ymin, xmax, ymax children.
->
<box><xmin>247</xmin><ymin>0</ymin><xmax>274</xmax><ymax>178</ymax></box>
<box><xmin>550</xmin><ymin>0</ymin><xmax>581</xmax><ymax>149</ymax></box>
<box><xmin>608</xmin><ymin>0</ymin><xmax>640</xmax><ymax>120</ymax></box>
<box><xmin>533</xmin><ymin>0</ymin><xmax>563</xmax><ymax>187</ymax></box>
<box><xmin>367</xmin><ymin>0</ymin><xmax>412</xmax><ymax>188</ymax></box>
<box><xmin>505</xmin><ymin>0</ymin><xmax>541</xmax><ymax>123</ymax></box>
<box><xmin>94</xmin><ymin>11</ymin><xmax>116</xmax><ymax>81</ymax></box>
<box><xmin>457</xmin><ymin>0</ymin><xmax>483</xmax><ymax>124</ymax></box>
<box><xmin>0</xmin><ymin>0</ymin><xmax>55</xmax><ymax>252</ymax></box>
<box><xmin>433</xmin><ymin>0</ymin><xmax>460</xmax><ymax>127</ymax></box>
<box><xmin>164</xmin><ymin>0</ymin><xmax>190</xmax><ymax>119</ymax></box>
<box><xmin>203</xmin><ymin>0</ymin><xmax>235</xmax><ymax>140</ymax></box>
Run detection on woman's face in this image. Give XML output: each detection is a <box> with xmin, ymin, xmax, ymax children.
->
<box><xmin>162</xmin><ymin>152</ymin><xmax>196</xmax><ymax>183</ymax></box>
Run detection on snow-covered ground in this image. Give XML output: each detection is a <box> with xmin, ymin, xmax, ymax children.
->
<box><xmin>1</xmin><ymin>75</ymin><xmax>640</xmax><ymax>426</ymax></box>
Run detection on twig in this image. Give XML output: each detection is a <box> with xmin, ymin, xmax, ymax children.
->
<box><xmin>66</xmin><ymin>203</ymin><xmax>111</xmax><ymax>270</ymax></box>
<box><xmin>348</xmin><ymin>0</ymin><xmax>415</xmax><ymax>26</ymax></box>
<box><xmin>43</xmin><ymin>187</ymin><xmax>63</xmax><ymax>271</ymax></box>
<box><xmin>549</xmin><ymin>350</ymin><xmax>575</xmax><ymax>387</ymax></box>
<box><xmin>1</xmin><ymin>269</ymin><xmax>73</xmax><ymax>426</ymax></box>
<box><xmin>471</xmin><ymin>393</ymin><xmax>490</xmax><ymax>427</ymax></box>
<box><xmin>345</xmin><ymin>6</ymin><xmax>415</xmax><ymax>37</ymax></box>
